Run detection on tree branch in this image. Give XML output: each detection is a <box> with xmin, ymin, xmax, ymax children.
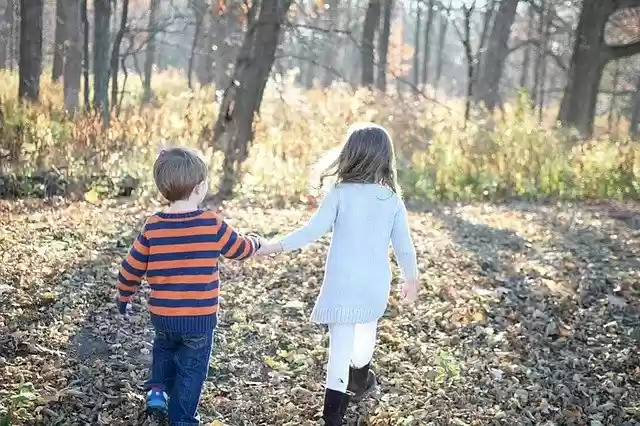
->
<box><xmin>608</xmin><ymin>40</ymin><xmax>640</xmax><ymax>59</ymax></box>
<box><xmin>509</xmin><ymin>38</ymin><xmax>568</xmax><ymax>71</ymax></box>
<box><xmin>614</xmin><ymin>0</ymin><xmax>640</xmax><ymax>11</ymax></box>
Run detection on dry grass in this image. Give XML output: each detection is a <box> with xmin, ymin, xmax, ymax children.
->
<box><xmin>0</xmin><ymin>69</ymin><xmax>639</xmax><ymax>204</ymax></box>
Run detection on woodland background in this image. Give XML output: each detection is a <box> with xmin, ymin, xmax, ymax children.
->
<box><xmin>0</xmin><ymin>0</ymin><xmax>639</xmax><ymax>425</ymax></box>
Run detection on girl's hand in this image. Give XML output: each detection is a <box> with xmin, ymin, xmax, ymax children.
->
<box><xmin>400</xmin><ymin>279</ymin><xmax>419</xmax><ymax>303</ymax></box>
<box><xmin>256</xmin><ymin>241</ymin><xmax>283</xmax><ymax>256</ymax></box>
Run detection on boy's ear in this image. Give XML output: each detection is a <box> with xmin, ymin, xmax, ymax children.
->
<box><xmin>155</xmin><ymin>141</ymin><xmax>169</xmax><ymax>157</ymax></box>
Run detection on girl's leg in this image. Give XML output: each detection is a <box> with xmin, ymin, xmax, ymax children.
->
<box><xmin>351</xmin><ymin>321</ymin><xmax>378</xmax><ymax>368</ymax></box>
<box><xmin>326</xmin><ymin>323</ymin><xmax>356</xmax><ymax>392</ymax></box>
<box><xmin>324</xmin><ymin>323</ymin><xmax>355</xmax><ymax>425</ymax></box>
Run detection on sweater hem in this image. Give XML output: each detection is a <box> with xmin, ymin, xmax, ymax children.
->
<box><xmin>150</xmin><ymin>313</ymin><xmax>217</xmax><ymax>333</ymax></box>
<box><xmin>309</xmin><ymin>307</ymin><xmax>383</xmax><ymax>324</ymax></box>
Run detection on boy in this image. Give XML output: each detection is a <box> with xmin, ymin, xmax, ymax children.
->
<box><xmin>116</xmin><ymin>147</ymin><xmax>261</xmax><ymax>425</ymax></box>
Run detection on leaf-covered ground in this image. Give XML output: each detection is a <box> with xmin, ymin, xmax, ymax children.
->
<box><xmin>1</xmin><ymin>198</ymin><xmax>639</xmax><ymax>426</ymax></box>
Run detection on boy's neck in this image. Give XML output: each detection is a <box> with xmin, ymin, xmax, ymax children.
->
<box><xmin>166</xmin><ymin>200</ymin><xmax>200</xmax><ymax>213</ymax></box>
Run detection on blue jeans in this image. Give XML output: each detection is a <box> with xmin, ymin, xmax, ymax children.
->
<box><xmin>146</xmin><ymin>329</ymin><xmax>214</xmax><ymax>426</ymax></box>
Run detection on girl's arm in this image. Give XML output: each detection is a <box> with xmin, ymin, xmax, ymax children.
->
<box><xmin>278</xmin><ymin>187</ymin><xmax>339</xmax><ymax>252</ymax></box>
<box><xmin>390</xmin><ymin>200</ymin><xmax>418</xmax><ymax>281</ymax></box>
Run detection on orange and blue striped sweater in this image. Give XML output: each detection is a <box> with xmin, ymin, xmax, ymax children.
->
<box><xmin>116</xmin><ymin>209</ymin><xmax>260</xmax><ymax>333</ymax></box>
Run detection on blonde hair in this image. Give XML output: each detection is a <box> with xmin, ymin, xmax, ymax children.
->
<box><xmin>320</xmin><ymin>123</ymin><xmax>400</xmax><ymax>195</ymax></box>
<box><xmin>153</xmin><ymin>147</ymin><xmax>208</xmax><ymax>202</ymax></box>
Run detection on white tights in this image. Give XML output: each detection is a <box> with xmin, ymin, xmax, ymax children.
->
<box><xmin>326</xmin><ymin>321</ymin><xmax>377</xmax><ymax>393</ymax></box>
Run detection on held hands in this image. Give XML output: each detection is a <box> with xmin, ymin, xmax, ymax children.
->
<box><xmin>256</xmin><ymin>240</ymin><xmax>284</xmax><ymax>256</ymax></box>
<box><xmin>400</xmin><ymin>279</ymin><xmax>419</xmax><ymax>304</ymax></box>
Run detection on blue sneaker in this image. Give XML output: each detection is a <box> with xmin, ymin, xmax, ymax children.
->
<box><xmin>146</xmin><ymin>388</ymin><xmax>168</xmax><ymax>414</ymax></box>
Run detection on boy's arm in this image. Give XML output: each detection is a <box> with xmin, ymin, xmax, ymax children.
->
<box><xmin>390</xmin><ymin>200</ymin><xmax>418</xmax><ymax>282</ymax></box>
<box><xmin>116</xmin><ymin>230</ymin><xmax>150</xmax><ymax>314</ymax></box>
<box><xmin>218</xmin><ymin>220</ymin><xmax>261</xmax><ymax>260</ymax></box>
<box><xmin>278</xmin><ymin>187</ymin><xmax>339</xmax><ymax>252</ymax></box>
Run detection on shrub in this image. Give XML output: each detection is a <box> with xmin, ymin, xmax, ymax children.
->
<box><xmin>0</xmin><ymin>69</ymin><xmax>638</xmax><ymax>203</ymax></box>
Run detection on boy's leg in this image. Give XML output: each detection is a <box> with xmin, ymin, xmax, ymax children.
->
<box><xmin>146</xmin><ymin>329</ymin><xmax>179</xmax><ymax>394</ymax></box>
<box><xmin>167</xmin><ymin>331</ymin><xmax>214</xmax><ymax>426</ymax></box>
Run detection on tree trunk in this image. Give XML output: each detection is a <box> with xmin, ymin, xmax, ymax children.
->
<box><xmin>213</xmin><ymin>11</ymin><xmax>239</xmax><ymax>89</ymax></box>
<box><xmin>9</xmin><ymin>0</ymin><xmax>18</xmax><ymax>70</ymax></box>
<box><xmin>376</xmin><ymin>0</ymin><xmax>392</xmax><ymax>91</ymax></box>
<box><xmin>93</xmin><ymin>0</ymin><xmax>111</xmax><ymax>124</ymax></box>
<box><xmin>321</xmin><ymin>0</ymin><xmax>339</xmax><ymax>87</ymax></box>
<box><xmin>434</xmin><ymin>0</ymin><xmax>451</xmax><ymax>92</ymax></box>
<box><xmin>420</xmin><ymin>0</ymin><xmax>434</xmax><ymax>87</ymax></box>
<box><xmin>52</xmin><ymin>0</ymin><xmax>66</xmax><ymax>82</ymax></box>
<box><xmin>607</xmin><ymin>61</ymin><xmax>620</xmax><ymax>134</ymax></box>
<box><xmin>474</xmin><ymin>0</ymin><xmax>519</xmax><ymax>110</ymax></box>
<box><xmin>142</xmin><ymin>0</ymin><xmax>159</xmax><ymax>103</ymax></box>
<box><xmin>18</xmin><ymin>0</ymin><xmax>43</xmax><ymax>102</ymax></box>
<box><xmin>63</xmin><ymin>0</ymin><xmax>81</xmax><ymax>113</ymax></box>
<box><xmin>519</xmin><ymin>5</ymin><xmax>534</xmax><ymax>89</ymax></box>
<box><xmin>630</xmin><ymin>74</ymin><xmax>640</xmax><ymax>140</ymax></box>
<box><xmin>557</xmin><ymin>0</ymin><xmax>640</xmax><ymax>137</ymax></box>
<box><xmin>531</xmin><ymin>0</ymin><xmax>545</xmax><ymax>108</ymax></box>
<box><xmin>188</xmin><ymin>0</ymin><xmax>207</xmax><ymax>89</ymax></box>
<box><xmin>536</xmin><ymin>3</ymin><xmax>551</xmax><ymax>123</ymax></box>
<box><xmin>0</xmin><ymin>0</ymin><xmax>8</xmax><ymax>68</ymax></box>
<box><xmin>213</xmin><ymin>0</ymin><xmax>293</xmax><ymax>197</ymax></box>
<box><xmin>412</xmin><ymin>3</ymin><xmax>421</xmax><ymax>91</ymax></box>
<box><xmin>110</xmin><ymin>0</ymin><xmax>128</xmax><ymax>113</ymax></box>
<box><xmin>361</xmin><ymin>0</ymin><xmax>380</xmax><ymax>88</ymax></box>
<box><xmin>458</xmin><ymin>4</ymin><xmax>474</xmax><ymax>128</ymax></box>
<box><xmin>195</xmin><ymin>3</ymin><xmax>214</xmax><ymax>86</ymax></box>
<box><xmin>82</xmin><ymin>0</ymin><xmax>89</xmax><ymax>109</ymax></box>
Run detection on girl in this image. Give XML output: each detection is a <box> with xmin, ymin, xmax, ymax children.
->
<box><xmin>258</xmin><ymin>123</ymin><xmax>419</xmax><ymax>425</ymax></box>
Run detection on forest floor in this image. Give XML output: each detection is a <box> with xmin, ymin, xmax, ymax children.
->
<box><xmin>1</xmin><ymin>197</ymin><xmax>639</xmax><ymax>426</ymax></box>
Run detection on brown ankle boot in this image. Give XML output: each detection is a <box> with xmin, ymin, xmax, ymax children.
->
<box><xmin>347</xmin><ymin>363</ymin><xmax>377</xmax><ymax>401</ymax></box>
<box><xmin>323</xmin><ymin>388</ymin><xmax>351</xmax><ymax>425</ymax></box>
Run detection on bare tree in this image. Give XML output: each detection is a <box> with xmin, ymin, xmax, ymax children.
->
<box><xmin>474</xmin><ymin>0</ymin><xmax>519</xmax><ymax>111</ymax></box>
<box><xmin>63</xmin><ymin>0</ymin><xmax>81</xmax><ymax>113</ymax></box>
<box><xmin>377</xmin><ymin>0</ymin><xmax>393</xmax><ymax>91</ymax></box>
<box><xmin>93</xmin><ymin>0</ymin><xmax>111</xmax><ymax>124</ymax></box>
<box><xmin>52</xmin><ymin>0</ymin><xmax>66</xmax><ymax>82</ymax></box>
<box><xmin>82</xmin><ymin>0</ymin><xmax>89</xmax><ymax>109</ymax></box>
<box><xmin>18</xmin><ymin>0</ymin><xmax>43</xmax><ymax>102</ymax></box>
<box><xmin>321</xmin><ymin>0</ymin><xmax>340</xmax><ymax>87</ymax></box>
<box><xmin>188</xmin><ymin>0</ymin><xmax>207</xmax><ymax>89</ymax></box>
<box><xmin>420</xmin><ymin>0</ymin><xmax>435</xmax><ymax>86</ymax></box>
<box><xmin>413</xmin><ymin>0</ymin><xmax>422</xmax><ymax>90</ymax></box>
<box><xmin>519</xmin><ymin>5</ymin><xmax>534</xmax><ymax>90</ymax></box>
<box><xmin>558</xmin><ymin>0</ymin><xmax>640</xmax><ymax>137</ymax></box>
<box><xmin>631</xmin><ymin>74</ymin><xmax>640</xmax><ymax>139</ymax></box>
<box><xmin>213</xmin><ymin>0</ymin><xmax>293</xmax><ymax>197</ymax></box>
<box><xmin>0</xmin><ymin>0</ymin><xmax>9</xmax><ymax>68</ymax></box>
<box><xmin>453</xmin><ymin>1</ymin><xmax>476</xmax><ymax>127</ymax></box>
<box><xmin>362</xmin><ymin>0</ymin><xmax>381</xmax><ymax>87</ymax></box>
<box><xmin>607</xmin><ymin>61</ymin><xmax>621</xmax><ymax>134</ymax></box>
<box><xmin>142</xmin><ymin>0</ymin><xmax>160</xmax><ymax>103</ymax></box>
<box><xmin>434</xmin><ymin>0</ymin><xmax>452</xmax><ymax>92</ymax></box>
<box><xmin>111</xmin><ymin>0</ymin><xmax>129</xmax><ymax>113</ymax></box>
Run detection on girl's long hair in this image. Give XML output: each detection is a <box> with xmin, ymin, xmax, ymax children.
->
<box><xmin>317</xmin><ymin>123</ymin><xmax>400</xmax><ymax>196</ymax></box>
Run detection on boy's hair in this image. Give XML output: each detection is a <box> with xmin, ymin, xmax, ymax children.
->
<box><xmin>320</xmin><ymin>123</ymin><xmax>400</xmax><ymax>195</ymax></box>
<box><xmin>153</xmin><ymin>147</ymin><xmax>208</xmax><ymax>202</ymax></box>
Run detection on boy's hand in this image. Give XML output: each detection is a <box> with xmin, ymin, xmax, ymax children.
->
<box><xmin>114</xmin><ymin>292</ymin><xmax>130</xmax><ymax>318</ymax></box>
<box><xmin>400</xmin><ymin>279</ymin><xmax>419</xmax><ymax>304</ymax></box>
<box><xmin>256</xmin><ymin>241</ymin><xmax>283</xmax><ymax>256</ymax></box>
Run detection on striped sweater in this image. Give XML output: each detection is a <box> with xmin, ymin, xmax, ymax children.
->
<box><xmin>116</xmin><ymin>209</ymin><xmax>260</xmax><ymax>333</ymax></box>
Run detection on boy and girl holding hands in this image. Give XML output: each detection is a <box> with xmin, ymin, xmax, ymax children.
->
<box><xmin>116</xmin><ymin>123</ymin><xmax>420</xmax><ymax>425</ymax></box>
